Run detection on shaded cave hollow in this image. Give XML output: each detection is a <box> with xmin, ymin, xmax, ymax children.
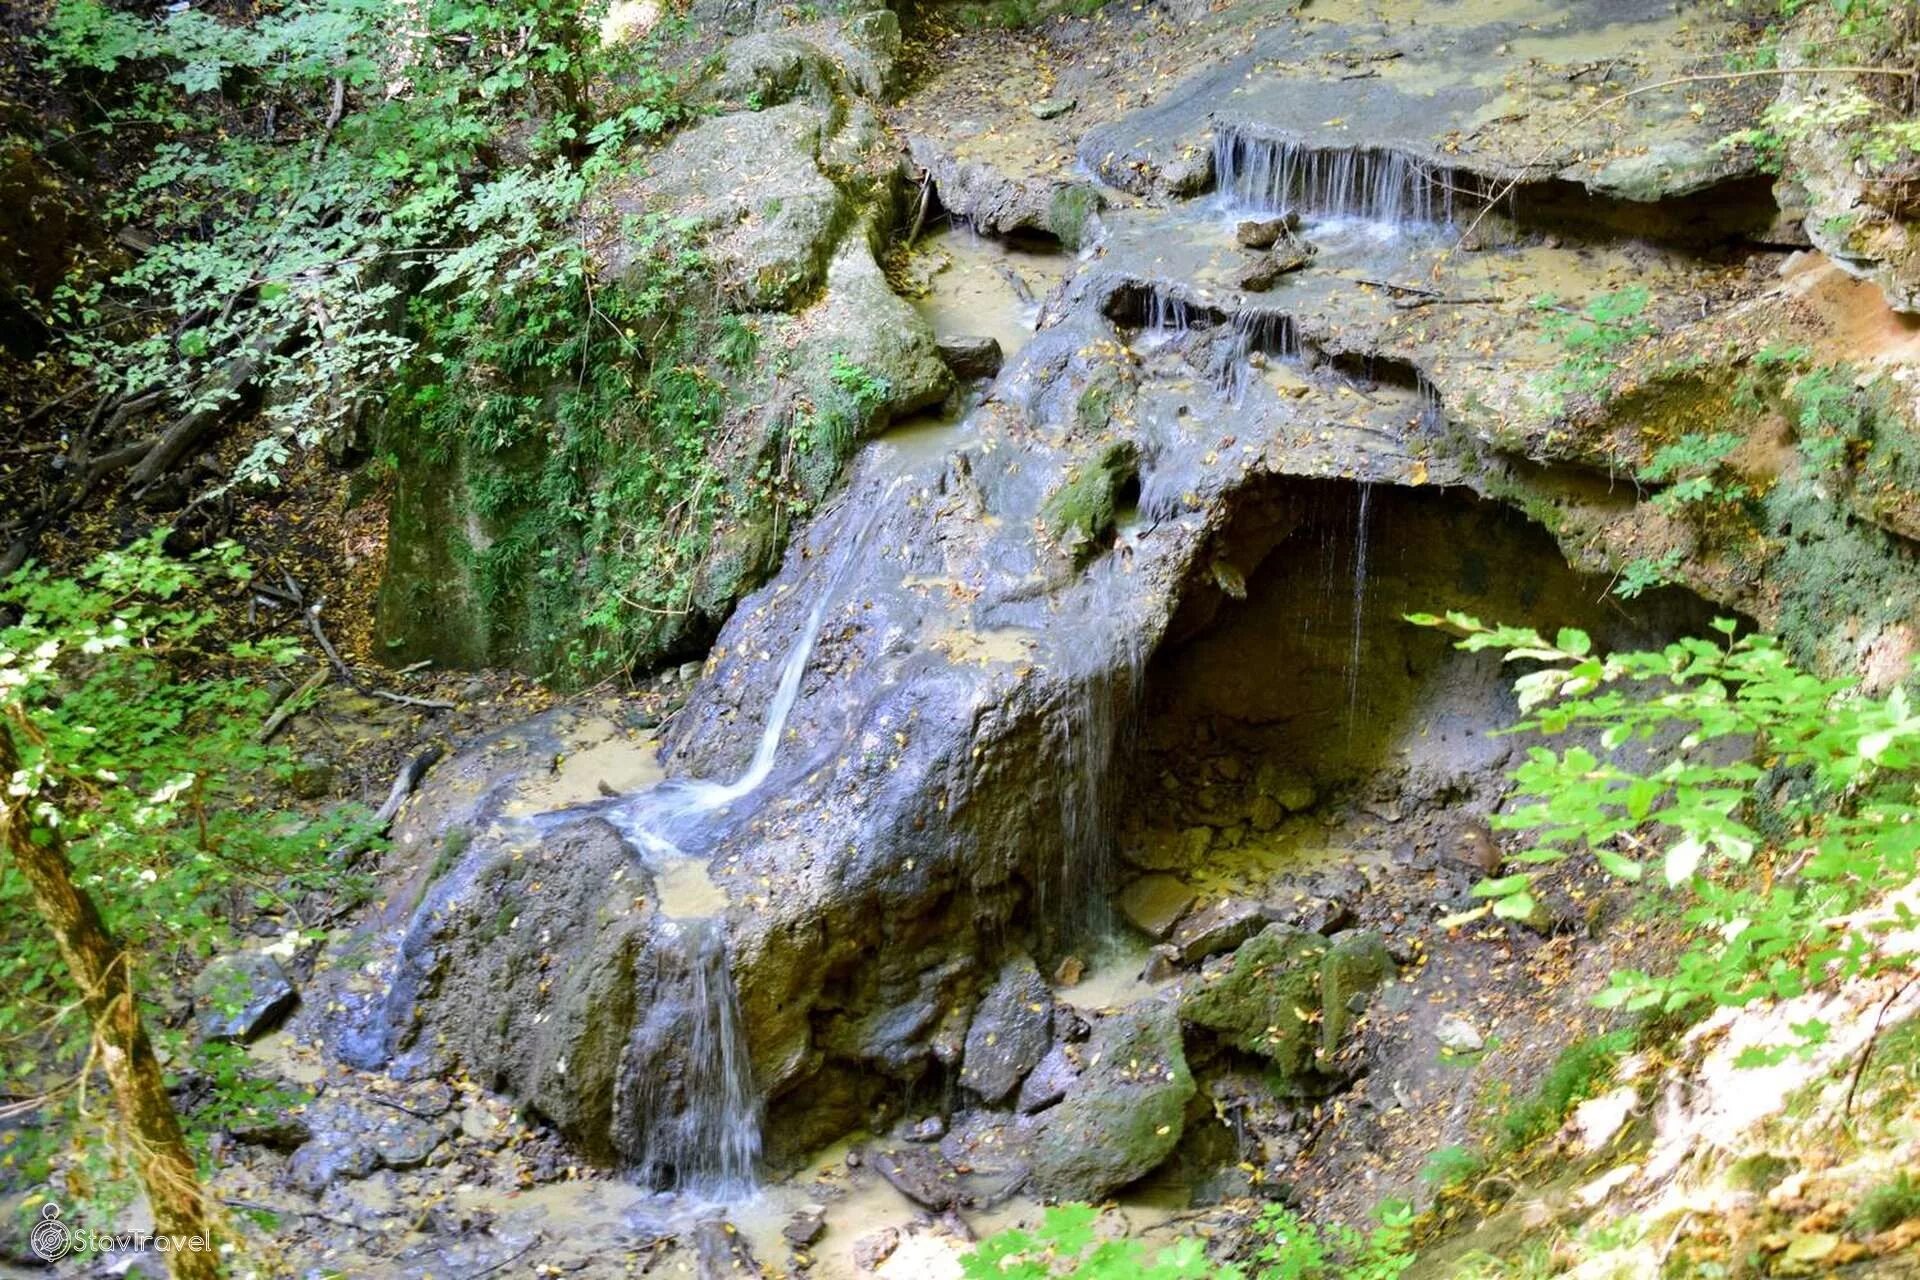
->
<box><xmin>1111</xmin><ymin>475</ymin><xmax>1725</xmax><ymax>902</ymax></box>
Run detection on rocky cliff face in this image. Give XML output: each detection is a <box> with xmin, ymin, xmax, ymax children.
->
<box><xmin>372</xmin><ymin>5</ymin><xmax>948</xmax><ymax>682</ymax></box>
<box><xmin>332</xmin><ymin>0</ymin><xmax>1920</xmax><ymax>1219</ymax></box>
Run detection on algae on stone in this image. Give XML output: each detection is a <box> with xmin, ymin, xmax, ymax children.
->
<box><xmin>1028</xmin><ymin>1000</ymin><xmax>1194</xmax><ymax>1200</ymax></box>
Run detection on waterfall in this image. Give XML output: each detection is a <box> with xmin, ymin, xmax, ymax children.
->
<box><xmin>1045</xmin><ymin>559</ymin><xmax>1148</xmax><ymax>942</ymax></box>
<box><xmin>1212</xmin><ymin>124</ymin><xmax>1478</xmax><ymax>230</ymax></box>
<box><xmin>1345</xmin><ymin>481</ymin><xmax>1374</xmax><ymax>737</ymax></box>
<box><xmin>1137</xmin><ymin>289</ymin><xmax>1197</xmax><ymax>350</ymax></box>
<box><xmin>625</xmin><ymin>919</ymin><xmax>761</xmax><ymax>1196</ymax></box>
<box><xmin>1218</xmin><ymin>311</ymin><xmax>1298</xmax><ymax>405</ymax></box>
<box><xmin>593</xmin><ymin>486</ymin><xmax>898</xmax><ymax>1198</ymax></box>
<box><xmin>611</xmin><ymin>486</ymin><xmax>898</xmax><ymax>849</ymax></box>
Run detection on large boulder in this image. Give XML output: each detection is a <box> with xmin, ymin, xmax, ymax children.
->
<box><xmin>1028</xmin><ymin>1001</ymin><xmax>1194</xmax><ymax>1200</ymax></box>
<box><xmin>959</xmin><ymin>955</ymin><xmax>1053</xmax><ymax>1103</ymax></box>
<box><xmin>608</xmin><ymin>102</ymin><xmax>852</xmax><ymax>309</ymax></box>
<box><xmin>1178</xmin><ymin>925</ymin><xmax>1329</xmax><ymax>1085</ymax></box>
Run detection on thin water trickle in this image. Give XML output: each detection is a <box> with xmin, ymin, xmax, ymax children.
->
<box><xmin>1345</xmin><ymin>481</ymin><xmax>1373</xmax><ymax>738</ymax></box>
<box><xmin>1046</xmin><ymin>552</ymin><xmax>1149</xmax><ymax>943</ymax></box>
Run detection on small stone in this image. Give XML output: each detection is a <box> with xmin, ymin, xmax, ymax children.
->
<box><xmin>460</xmin><ymin>1104</ymin><xmax>503</xmax><ymax>1144</ymax></box>
<box><xmin>783</xmin><ymin>1209</ymin><xmax>827</xmax><ymax>1248</ymax></box>
<box><xmin>853</xmin><ymin>1227</ymin><xmax>901</xmax><ymax>1272</ymax></box>
<box><xmin>1017</xmin><ymin>1043</ymin><xmax>1080</xmax><ymax>1114</ymax></box>
<box><xmin>1237</xmin><ymin>246</ymin><xmax>1311</xmax><ymax>292</ymax></box>
<box><xmin>1029</xmin><ymin>96</ymin><xmax>1076</xmax><ymax>120</ymax></box>
<box><xmin>1172</xmin><ymin>897</ymin><xmax>1268</xmax><ymax>964</ymax></box>
<box><xmin>676</xmin><ymin>660</ymin><xmax>703</xmax><ymax>684</ymax></box>
<box><xmin>871</xmin><ymin>1144</ymin><xmax>957</xmax><ymax>1209</ymax></box>
<box><xmin>908</xmin><ymin>1115</ymin><xmax>946</xmax><ymax>1142</ymax></box>
<box><xmin>1255</xmin><ymin>765</ymin><xmax>1316</xmax><ymax>813</ymax></box>
<box><xmin>1235</xmin><ymin>218</ymin><xmax>1287</xmax><ymax>249</ymax></box>
<box><xmin>1140</xmin><ymin>944</ymin><xmax>1182</xmax><ymax>983</ymax></box>
<box><xmin>844</xmin><ymin>1150</ymin><xmax>863</xmax><ymax>1169</ymax></box>
<box><xmin>1118</xmin><ymin>875</ymin><xmax>1196</xmax><ymax>940</ymax></box>
<box><xmin>227</xmin><ymin>1114</ymin><xmax>311</xmax><ymax>1151</ymax></box>
<box><xmin>193</xmin><ymin>952</ymin><xmax>297</xmax><ymax>1043</ymax></box>
<box><xmin>1436</xmin><ymin>1013</ymin><xmax>1484</xmax><ymax>1054</ymax></box>
<box><xmin>288</xmin><ymin>753</ymin><xmax>336</xmax><ymax>799</ymax></box>
<box><xmin>960</xmin><ymin>955</ymin><xmax>1053</xmax><ymax>1103</ymax></box>
<box><xmin>1571</xmin><ymin>1086</ymin><xmax>1639</xmax><ymax>1152</ymax></box>
<box><xmin>1271</xmin><ymin>895</ymin><xmax>1353</xmax><ymax>937</ymax></box>
<box><xmin>935</xmin><ymin>334</ymin><xmax>1004</xmax><ymax>379</ymax></box>
<box><xmin>1053</xmin><ymin>955</ymin><xmax>1085</xmax><ymax>987</ymax></box>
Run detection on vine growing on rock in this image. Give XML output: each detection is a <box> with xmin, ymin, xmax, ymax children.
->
<box><xmin>1409</xmin><ymin>613</ymin><xmax>1920</xmax><ymax>1051</ymax></box>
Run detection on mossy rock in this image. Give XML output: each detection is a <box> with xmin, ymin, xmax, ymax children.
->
<box><xmin>1319</xmin><ymin>930</ymin><xmax>1393</xmax><ymax>1059</ymax></box>
<box><xmin>1045</xmin><ymin>183</ymin><xmax>1102</xmax><ymax>250</ymax></box>
<box><xmin>1042</xmin><ymin>439</ymin><xmax>1138</xmax><ymax>561</ymax></box>
<box><xmin>1028</xmin><ymin>1000</ymin><xmax>1194</xmax><ymax>1200</ymax></box>
<box><xmin>1179</xmin><ymin>924</ymin><xmax>1328</xmax><ymax>1087</ymax></box>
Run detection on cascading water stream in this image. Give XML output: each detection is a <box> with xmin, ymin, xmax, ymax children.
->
<box><xmin>1211</xmin><ymin>124</ymin><xmax>1488</xmax><ymax>234</ymax></box>
<box><xmin>593</xmin><ymin>488</ymin><xmax>899</xmax><ymax>1198</ymax></box>
<box><xmin>626</xmin><ymin>918</ymin><xmax>762</xmax><ymax>1196</ymax></box>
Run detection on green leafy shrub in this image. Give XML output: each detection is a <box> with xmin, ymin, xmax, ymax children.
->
<box><xmin>1419</xmin><ymin>1144</ymin><xmax>1486</xmax><ymax>1191</ymax></box>
<box><xmin>1496</xmin><ymin>1030</ymin><xmax>1637</xmax><ymax>1152</ymax></box>
<box><xmin>1788</xmin><ymin>364</ymin><xmax>1870</xmax><ymax>473</ymax></box>
<box><xmin>958</xmin><ymin>1201</ymin><xmax>1413</xmax><ymax>1280</ymax></box>
<box><xmin>34</xmin><ymin>0</ymin><xmax>693</xmax><ymax>490</ymax></box>
<box><xmin>1406</xmin><ymin>613</ymin><xmax>1920</xmax><ymax>1053</ymax></box>
<box><xmin>1638</xmin><ymin>431</ymin><xmax>1749</xmax><ymax>513</ymax></box>
<box><xmin>0</xmin><ymin>533</ymin><xmax>371</xmax><ymax>1205</ymax></box>
<box><xmin>1531</xmin><ymin>287</ymin><xmax>1655</xmax><ymax>409</ymax></box>
<box><xmin>1613</xmin><ymin>550</ymin><xmax>1683</xmax><ymax>601</ymax></box>
<box><xmin>1850</xmin><ymin>1171</ymin><xmax>1920</xmax><ymax>1235</ymax></box>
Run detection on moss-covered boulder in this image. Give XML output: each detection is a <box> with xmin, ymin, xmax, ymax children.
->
<box><xmin>1042</xmin><ymin>438</ymin><xmax>1138</xmax><ymax>562</ymax></box>
<box><xmin>374</xmin><ymin>28</ymin><xmax>943</xmax><ymax>684</ymax></box>
<box><xmin>1179</xmin><ymin>924</ymin><xmax>1329</xmax><ymax>1084</ymax></box>
<box><xmin>1028</xmin><ymin>1000</ymin><xmax>1194</xmax><ymax>1200</ymax></box>
<box><xmin>1319</xmin><ymin>930</ymin><xmax>1393</xmax><ymax>1060</ymax></box>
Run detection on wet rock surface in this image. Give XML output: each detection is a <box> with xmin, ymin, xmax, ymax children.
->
<box><xmin>959</xmin><ymin>955</ymin><xmax>1054</xmax><ymax>1104</ymax></box>
<box><xmin>309</xmin><ymin>1</ymin><xmax>1920</xmax><ymax>1270</ymax></box>
<box><xmin>193</xmin><ymin>951</ymin><xmax>298</xmax><ymax>1043</ymax></box>
<box><xmin>1028</xmin><ymin>1000</ymin><xmax>1194</xmax><ymax>1200</ymax></box>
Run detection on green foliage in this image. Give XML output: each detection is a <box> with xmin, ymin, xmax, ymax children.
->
<box><xmin>1406</xmin><ymin>612</ymin><xmax>1920</xmax><ymax>1050</ymax></box>
<box><xmin>1496</xmin><ymin>1030</ymin><xmax>1637</xmax><ymax>1153</ymax></box>
<box><xmin>960</xmin><ymin>1203</ymin><xmax>1220</xmax><ymax>1279</ymax></box>
<box><xmin>394</xmin><ymin>213</ymin><xmax>752</xmax><ymax>681</ymax></box>
<box><xmin>1638</xmin><ymin>431</ymin><xmax>1749</xmax><ymax>513</ymax></box>
<box><xmin>1419</xmin><ymin>1144</ymin><xmax>1486</xmax><ymax>1191</ymax></box>
<box><xmin>1719</xmin><ymin>2</ymin><xmax>1914</xmax><ymax>171</ymax></box>
<box><xmin>1850</xmin><ymin>1171</ymin><xmax>1920</xmax><ymax>1235</ymax></box>
<box><xmin>1531</xmin><ymin>287</ymin><xmax>1655</xmax><ymax>409</ymax></box>
<box><xmin>0</xmin><ymin>534</ymin><xmax>369</xmax><ymax>1203</ymax></box>
<box><xmin>1613</xmin><ymin>549</ymin><xmax>1683</xmax><ymax>601</ymax></box>
<box><xmin>34</xmin><ymin>0</ymin><xmax>692</xmax><ymax>491</ymax></box>
<box><xmin>958</xmin><ymin>1202</ymin><xmax>1413</xmax><ymax>1280</ymax></box>
<box><xmin>1788</xmin><ymin>364</ymin><xmax>1869</xmax><ymax>473</ymax></box>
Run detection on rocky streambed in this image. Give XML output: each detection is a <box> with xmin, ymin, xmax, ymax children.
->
<box><xmin>165</xmin><ymin>1</ymin><xmax>1920</xmax><ymax>1275</ymax></box>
